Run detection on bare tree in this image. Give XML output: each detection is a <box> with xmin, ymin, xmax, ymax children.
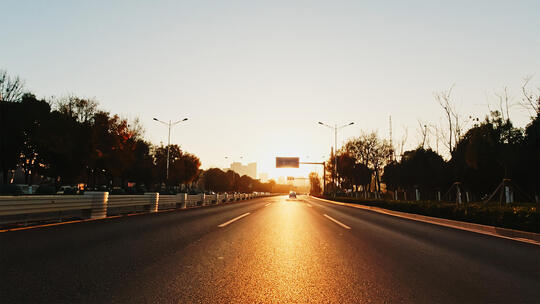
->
<box><xmin>520</xmin><ymin>75</ymin><xmax>540</xmax><ymax>117</ymax></box>
<box><xmin>128</xmin><ymin>117</ymin><xmax>145</xmax><ymax>139</ymax></box>
<box><xmin>435</xmin><ymin>85</ymin><xmax>455</xmax><ymax>155</ymax></box>
<box><xmin>417</xmin><ymin>120</ymin><xmax>428</xmax><ymax>149</ymax></box>
<box><xmin>1</xmin><ymin>70</ymin><xmax>25</xmax><ymax>184</ymax></box>
<box><xmin>429</xmin><ymin>124</ymin><xmax>440</xmax><ymax>154</ymax></box>
<box><xmin>434</xmin><ymin>85</ymin><xmax>467</xmax><ymax>156</ymax></box>
<box><xmin>55</xmin><ymin>95</ymin><xmax>98</xmax><ymax>123</ymax></box>
<box><xmin>494</xmin><ymin>86</ymin><xmax>513</xmax><ymax>122</ymax></box>
<box><xmin>397</xmin><ymin>126</ymin><xmax>408</xmax><ymax>160</ymax></box>
<box><xmin>453</xmin><ymin>106</ymin><xmax>465</xmax><ymax>148</ymax></box>
<box><xmin>0</xmin><ymin>70</ymin><xmax>25</xmax><ymax>102</ymax></box>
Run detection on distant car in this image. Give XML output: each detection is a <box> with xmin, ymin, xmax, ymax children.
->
<box><xmin>289</xmin><ymin>191</ymin><xmax>296</xmax><ymax>199</ymax></box>
<box><xmin>56</xmin><ymin>186</ymin><xmax>78</xmax><ymax>195</ymax></box>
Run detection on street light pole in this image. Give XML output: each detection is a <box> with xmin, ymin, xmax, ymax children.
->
<box><xmin>153</xmin><ymin>117</ymin><xmax>188</xmax><ymax>187</ymax></box>
<box><xmin>318</xmin><ymin>121</ymin><xmax>354</xmax><ymax>196</ymax></box>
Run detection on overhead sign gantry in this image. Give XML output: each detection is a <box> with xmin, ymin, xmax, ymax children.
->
<box><xmin>276</xmin><ymin>157</ymin><xmax>326</xmax><ymax>193</ymax></box>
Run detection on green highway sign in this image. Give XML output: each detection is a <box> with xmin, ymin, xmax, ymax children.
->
<box><xmin>276</xmin><ymin>157</ymin><xmax>299</xmax><ymax>168</ymax></box>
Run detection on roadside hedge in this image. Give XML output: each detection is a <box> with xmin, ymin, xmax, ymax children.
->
<box><xmin>322</xmin><ymin>196</ymin><xmax>539</xmax><ymax>233</ymax></box>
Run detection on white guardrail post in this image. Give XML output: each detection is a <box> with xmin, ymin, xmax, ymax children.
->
<box><xmin>177</xmin><ymin>193</ymin><xmax>187</xmax><ymax>209</ymax></box>
<box><xmin>84</xmin><ymin>191</ymin><xmax>109</xmax><ymax>219</ymax></box>
<box><xmin>145</xmin><ymin>192</ymin><xmax>159</xmax><ymax>213</ymax></box>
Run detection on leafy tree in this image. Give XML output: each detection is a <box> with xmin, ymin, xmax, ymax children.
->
<box><xmin>382</xmin><ymin>161</ymin><xmax>401</xmax><ymax>191</ymax></box>
<box><xmin>0</xmin><ymin>70</ymin><xmax>26</xmax><ymax>184</ymax></box>
<box><xmin>385</xmin><ymin>148</ymin><xmax>448</xmax><ymax>192</ymax></box>
<box><xmin>342</xmin><ymin>132</ymin><xmax>392</xmax><ymax>192</ymax></box>
<box><xmin>450</xmin><ymin>111</ymin><xmax>524</xmax><ymax>198</ymax></box>
<box><xmin>237</xmin><ymin>175</ymin><xmax>253</xmax><ymax>193</ymax></box>
<box><xmin>226</xmin><ymin>170</ymin><xmax>241</xmax><ymax>192</ymax></box>
<box><xmin>18</xmin><ymin>94</ymin><xmax>52</xmax><ymax>184</ymax></box>
<box><xmin>0</xmin><ymin>99</ymin><xmax>25</xmax><ymax>184</ymax></box>
<box><xmin>351</xmin><ymin>162</ymin><xmax>371</xmax><ymax>192</ymax></box>
<box><xmin>520</xmin><ymin>114</ymin><xmax>539</xmax><ymax>200</ymax></box>
<box><xmin>265</xmin><ymin>179</ymin><xmax>276</xmax><ymax>193</ymax></box>
<box><xmin>88</xmin><ymin>111</ymin><xmax>141</xmax><ymax>186</ymax></box>
<box><xmin>39</xmin><ymin>110</ymin><xmax>92</xmax><ymax>185</ymax></box>
<box><xmin>337</xmin><ymin>152</ymin><xmax>356</xmax><ymax>190</ymax></box>
<box><xmin>173</xmin><ymin>152</ymin><xmax>201</xmax><ymax>185</ymax></box>
<box><xmin>123</xmin><ymin>139</ymin><xmax>155</xmax><ymax>188</ymax></box>
<box><xmin>204</xmin><ymin>168</ymin><xmax>230</xmax><ymax>192</ymax></box>
<box><xmin>154</xmin><ymin>144</ymin><xmax>200</xmax><ymax>187</ymax></box>
<box><xmin>309</xmin><ymin>172</ymin><xmax>322</xmax><ymax>195</ymax></box>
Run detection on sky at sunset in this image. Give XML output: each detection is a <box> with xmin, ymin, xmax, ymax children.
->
<box><xmin>3</xmin><ymin>0</ymin><xmax>539</xmax><ymax>180</ymax></box>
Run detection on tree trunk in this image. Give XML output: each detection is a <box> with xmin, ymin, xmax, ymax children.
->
<box><xmin>375</xmin><ymin>168</ymin><xmax>381</xmax><ymax>192</ymax></box>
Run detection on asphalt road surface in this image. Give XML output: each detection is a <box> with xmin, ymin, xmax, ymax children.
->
<box><xmin>1</xmin><ymin>195</ymin><xmax>539</xmax><ymax>303</ymax></box>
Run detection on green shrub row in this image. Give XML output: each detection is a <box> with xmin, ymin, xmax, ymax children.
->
<box><xmin>323</xmin><ymin>196</ymin><xmax>539</xmax><ymax>233</ymax></box>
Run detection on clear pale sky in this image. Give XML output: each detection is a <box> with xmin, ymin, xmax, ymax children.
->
<box><xmin>3</xmin><ymin>0</ymin><xmax>539</xmax><ymax>180</ymax></box>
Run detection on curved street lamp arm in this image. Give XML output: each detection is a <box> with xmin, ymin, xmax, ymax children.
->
<box><xmin>338</xmin><ymin>122</ymin><xmax>354</xmax><ymax>130</ymax></box>
<box><xmin>153</xmin><ymin>118</ymin><xmax>169</xmax><ymax>126</ymax></box>
<box><xmin>318</xmin><ymin>121</ymin><xmax>334</xmax><ymax>129</ymax></box>
<box><xmin>171</xmin><ymin>117</ymin><xmax>189</xmax><ymax>126</ymax></box>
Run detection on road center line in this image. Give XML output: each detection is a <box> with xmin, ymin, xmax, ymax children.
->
<box><xmin>218</xmin><ymin>213</ymin><xmax>251</xmax><ymax>227</ymax></box>
<box><xmin>265</xmin><ymin>203</ymin><xmax>271</xmax><ymax>206</ymax></box>
<box><xmin>323</xmin><ymin>214</ymin><xmax>351</xmax><ymax>230</ymax></box>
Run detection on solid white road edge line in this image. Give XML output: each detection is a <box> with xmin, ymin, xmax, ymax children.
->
<box><xmin>306</xmin><ymin>203</ymin><xmax>312</xmax><ymax>207</ymax></box>
<box><xmin>323</xmin><ymin>214</ymin><xmax>351</xmax><ymax>230</ymax></box>
<box><xmin>309</xmin><ymin>196</ymin><xmax>540</xmax><ymax>246</ymax></box>
<box><xmin>218</xmin><ymin>213</ymin><xmax>251</xmax><ymax>227</ymax></box>
<box><xmin>265</xmin><ymin>203</ymin><xmax>271</xmax><ymax>206</ymax></box>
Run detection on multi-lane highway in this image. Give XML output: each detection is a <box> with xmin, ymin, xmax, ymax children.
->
<box><xmin>1</xmin><ymin>195</ymin><xmax>538</xmax><ymax>303</ymax></box>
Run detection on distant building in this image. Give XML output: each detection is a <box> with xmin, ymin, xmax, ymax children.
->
<box><xmin>229</xmin><ymin>162</ymin><xmax>258</xmax><ymax>179</ymax></box>
<box><xmin>246</xmin><ymin>163</ymin><xmax>257</xmax><ymax>179</ymax></box>
<box><xmin>259</xmin><ymin>173</ymin><xmax>269</xmax><ymax>183</ymax></box>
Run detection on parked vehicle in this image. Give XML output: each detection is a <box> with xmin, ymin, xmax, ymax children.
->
<box><xmin>56</xmin><ymin>186</ymin><xmax>78</xmax><ymax>195</ymax></box>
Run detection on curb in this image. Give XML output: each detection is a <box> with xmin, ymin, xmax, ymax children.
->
<box><xmin>308</xmin><ymin>196</ymin><xmax>540</xmax><ymax>246</ymax></box>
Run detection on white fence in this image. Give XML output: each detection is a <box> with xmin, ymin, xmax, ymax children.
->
<box><xmin>0</xmin><ymin>192</ymin><xmax>271</xmax><ymax>226</ymax></box>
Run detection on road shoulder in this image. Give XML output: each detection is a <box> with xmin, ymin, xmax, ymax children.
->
<box><xmin>307</xmin><ymin>196</ymin><xmax>540</xmax><ymax>246</ymax></box>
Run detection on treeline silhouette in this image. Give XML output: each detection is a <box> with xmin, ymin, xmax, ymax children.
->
<box><xmin>0</xmin><ymin>70</ymin><xmax>279</xmax><ymax>194</ymax></box>
<box><xmin>383</xmin><ymin>111</ymin><xmax>538</xmax><ymax>202</ymax></box>
<box><xmin>201</xmin><ymin>168</ymin><xmax>292</xmax><ymax>193</ymax></box>
<box><xmin>323</xmin><ymin>95</ymin><xmax>539</xmax><ymax>203</ymax></box>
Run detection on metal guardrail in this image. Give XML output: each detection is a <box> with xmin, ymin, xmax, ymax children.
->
<box><xmin>0</xmin><ymin>192</ymin><xmax>271</xmax><ymax>227</ymax></box>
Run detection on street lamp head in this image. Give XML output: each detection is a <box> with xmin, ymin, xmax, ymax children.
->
<box><xmin>153</xmin><ymin>118</ymin><xmax>158</xmax><ymax>121</ymax></box>
<box><xmin>318</xmin><ymin>122</ymin><xmax>324</xmax><ymax>125</ymax></box>
<box><xmin>182</xmin><ymin>118</ymin><xmax>188</xmax><ymax>121</ymax></box>
<box><xmin>349</xmin><ymin>122</ymin><xmax>354</xmax><ymax>125</ymax></box>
